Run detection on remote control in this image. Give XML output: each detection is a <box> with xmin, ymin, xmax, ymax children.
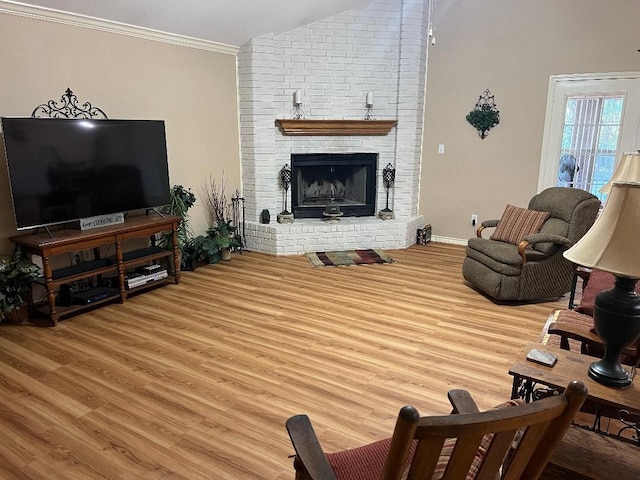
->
<box><xmin>526</xmin><ymin>348</ymin><xmax>557</xmax><ymax>367</ymax></box>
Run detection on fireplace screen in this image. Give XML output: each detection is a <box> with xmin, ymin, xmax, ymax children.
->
<box><xmin>291</xmin><ymin>153</ymin><xmax>377</xmax><ymax>218</ymax></box>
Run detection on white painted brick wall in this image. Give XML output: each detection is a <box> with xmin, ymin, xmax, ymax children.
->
<box><xmin>238</xmin><ymin>0</ymin><xmax>430</xmax><ymax>254</ymax></box>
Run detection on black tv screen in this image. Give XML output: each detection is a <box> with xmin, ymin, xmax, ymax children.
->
<box><xmin>1</xmin><ymin>118</ymin><xmax>171</xmax><ymax>230</ymax></box>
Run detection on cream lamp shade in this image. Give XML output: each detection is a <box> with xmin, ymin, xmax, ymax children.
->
<box><xmin>599</xmin><ymin>152</ymin><xmax>640</xmax><ymax>195</ymax></box>
<box><xmin>564</xmin><ymin>181</ymin><xmax>640</xmax><ymax>278</ymax></box>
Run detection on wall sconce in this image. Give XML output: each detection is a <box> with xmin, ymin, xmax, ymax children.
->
<box><xmin>364</xmin><ymin>91</ymin><xmax>376</xmax><ymax>120</ymax></box>
<box><xmin>292</xmin><ymin>90</ymin><xmax>305</xmax><ymax>120</ymax></box>
<box><xmin>379</xmin><ymin>163</ymin><xmax>396</xmax><ymax>220</ymax></box>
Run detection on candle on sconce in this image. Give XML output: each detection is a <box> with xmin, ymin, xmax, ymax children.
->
<box><xmin>366</xmin><ymin>91</ymin><xmax>373</xmax><ymax>106</ymax></box>
<box><xmin>294</xmin><ymin>90</ymin><xmax>302</xmax><ymax>105</ymax></box>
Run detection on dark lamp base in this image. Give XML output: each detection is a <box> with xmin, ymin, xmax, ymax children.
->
<box><xmin>588</xmin><ymin>361</ymin><xmax>631</xmax><ymax>388</ymax></box>
<box><xmin>591</xmin><ymin>275</ymin><xmax>640</xmax><ymax>389</ymax></box>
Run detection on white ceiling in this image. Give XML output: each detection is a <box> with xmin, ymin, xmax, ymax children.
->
<box><xmin>13</xmin><ymin>0</ymin><xmax>373</xmax><ymax>47</ymax></box>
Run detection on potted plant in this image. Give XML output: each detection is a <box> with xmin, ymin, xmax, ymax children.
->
<box><xmin>187</xmin><ymin>221</ymin><xmax>241</xmax><ymax>266</ymax></box>
<box><xmin>202</xmin><ymin>173</ymin><xmax>241</xmax><ymax>260</ymax></box>
<box><xmin>0</xmin><ymin>248</ymin><xmax>41</xmax><ymax>323</ymax></box>
<box><xmin>209</xmin><ymin>219</ymin><xmax>241</xmax><ymax>261</ymax></box>
<box><xmin>159</xmin><ymin>185</ymin><xmax>197</xmax><ymax>270</ymax></box>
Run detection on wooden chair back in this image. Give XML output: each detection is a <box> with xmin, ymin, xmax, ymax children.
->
<box><xmin>286</xmin><ymin>381</ymin><xmax>588</xmax><ymax>480</ymax></box>
<box><xmin>384</xmin><ymin>381</ymin><xmax>587</xmax><ymax>480</ymax></box>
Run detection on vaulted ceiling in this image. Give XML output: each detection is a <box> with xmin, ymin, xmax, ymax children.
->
<box><xmin>14</xmin><ymin>0</ymin><xmax>373</xmax><ymax>47</ymax></box>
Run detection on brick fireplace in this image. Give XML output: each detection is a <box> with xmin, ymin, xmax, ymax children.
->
<box><xmin>237</xmin><ymin>0</ymin><xmax>429</xmax><ymax>255</ymax></box>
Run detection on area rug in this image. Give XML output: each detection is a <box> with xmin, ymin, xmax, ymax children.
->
<box><xmin>305</xmin><ymin>249</ymin><xmax>395</xmax><ymax>267</ymax></box>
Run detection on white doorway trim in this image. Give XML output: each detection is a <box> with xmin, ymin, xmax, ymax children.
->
<box><xmin>537</xmin><ymin>72</ymin><xmax>640</xmax><ymax>192</ymax></box>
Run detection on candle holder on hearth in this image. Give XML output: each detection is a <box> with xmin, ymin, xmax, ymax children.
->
<box><xmin>378</xmin><ymin>163</ymin><xmax>396</xmax><ymax>220</ymax></box>
<box><xmin>277</xmin><ymin>164</ymin><xmax>294</xmax><ymax>224</ymax></box>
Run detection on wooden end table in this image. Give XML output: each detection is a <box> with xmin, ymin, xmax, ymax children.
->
<box><xmin>510</xmin><ymin>343</ymin><xmax>640</xmax><ymax>479</ymax></box>
<box><xmin>510</xmin><ymin>342</ymin><xmax>640</xmax><ymax>432</ymax></box>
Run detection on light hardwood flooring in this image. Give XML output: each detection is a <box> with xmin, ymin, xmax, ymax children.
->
<box><xmin>0</xmin><ymin>243</ymin><xmax>570</xmax><ymax>479</ymax></box>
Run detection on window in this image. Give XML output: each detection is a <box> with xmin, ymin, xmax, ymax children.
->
<box><xmin>538</xmin><ymin>73</ymin><xmax>640</xmax><ymax>202</ymax></box>
<box><xmin>558</xmin><ymin>95</ymin><xmax>623</xmax><ymax>201</ymax></box>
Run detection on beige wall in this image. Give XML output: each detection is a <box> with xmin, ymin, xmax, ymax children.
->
<box><xmin>0</xmin><ymin>12</ymin><xmax>240</xmax><ymax>254</ymax></box>
<box><xmin>421</xmin><ymin>0</ymin><xmax>640</xmax><ymax>242</ymax></box>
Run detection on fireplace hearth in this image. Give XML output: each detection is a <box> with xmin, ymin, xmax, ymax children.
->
<box><xmin>291</xmin><ymin>153</ymin><xmax>377</xmax><ymax>219</ymax></box>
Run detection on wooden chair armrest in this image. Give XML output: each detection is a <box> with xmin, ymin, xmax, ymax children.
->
<box><xmin>518</xmin><ymin>240</ymin><xmax>530</xmax><ymax>264</ymax></box>
<box><xmin>518</xmin><ymin>234</ymin><xmax>572</xmax><ymax>265</ymax></box>
<box><xmin>477</xmin><ymin>219</ymin><xmax>499</xmax><ymax>238</ymax></box>
<box><xmin>548</xmin><ymin>322</ymin><xmax>601</xmax><ymax>344</ymax></box>
<box><xmin>448</xmin><ymin>389</ymin><xmax>480</xmax><ymax>414</ymax></box>
<box><xmin>286</xmin><ymin>415</ymin><xmax>337</xmax><ymax>480</ymax></box>
<box><xmin>548</xmin><ymin>322</ymin><xmax>638</xmax><ymax>357</ymax></box>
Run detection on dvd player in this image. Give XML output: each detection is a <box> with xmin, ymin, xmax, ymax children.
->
<box><xmin>72</xmin><ymin>287</ymin><xmax>120</xmax><ymax>305</ymax></box>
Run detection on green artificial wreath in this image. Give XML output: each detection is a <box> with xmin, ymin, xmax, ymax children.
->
<box><xmin>466</xmin><ymin>108</ymin><xmax>500</xmax><ymax>139</ymax></box>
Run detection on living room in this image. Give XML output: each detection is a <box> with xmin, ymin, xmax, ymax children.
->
<box><xmin>0</xmin><ymin>0</ymin><xmax>639</xmax><ymax>478</ymax></box>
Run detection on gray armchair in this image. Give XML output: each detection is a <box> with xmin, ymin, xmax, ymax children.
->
<box><xmin>462</xmin><ymin>187</ymin><xmax>600</xmax><ymax>302</ymax></box>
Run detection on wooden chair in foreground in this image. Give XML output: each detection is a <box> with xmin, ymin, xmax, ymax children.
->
<box><xmin>286</xmin><ymin>381</ymin><xmax>587</xmax><ymax>480</ymax></box>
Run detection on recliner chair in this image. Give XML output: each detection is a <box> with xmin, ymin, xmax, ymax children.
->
<box><xmin>462</xmin><ymin>187</ymin><xmax>600</xmax><ymax>302</ymax></box>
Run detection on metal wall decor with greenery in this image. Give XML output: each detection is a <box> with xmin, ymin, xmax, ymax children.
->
<box><xmin>466</xmin><ymin>89</ymin><xmax>500</xmax><ymax>139</ymax></box>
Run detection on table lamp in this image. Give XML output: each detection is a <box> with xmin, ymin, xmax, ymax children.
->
<box><xmin>599</xmin><ymin>151</ymin><xmax>640</xmax><ymax>195</ymax></box>
<box><xmin>563</xmin><ymin>181</ymin><xmax>640</xmax><ymax>387</ymax></box>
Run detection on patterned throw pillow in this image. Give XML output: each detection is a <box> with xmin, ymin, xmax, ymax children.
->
<box><xmin>490</xmin><ymin>205</ymin><xmax>550</xmax><ymax>245</ymax></box>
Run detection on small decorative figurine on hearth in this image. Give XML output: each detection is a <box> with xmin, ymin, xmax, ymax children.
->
<box><xmin>378</xmin><ymin>163</ymin><xmax>396</xmax><ymax>220</ymax></box>
<box><xmin>277</xmin><ymin>164</ymin><xmax>294</xmax><ymax>224</ymax></box>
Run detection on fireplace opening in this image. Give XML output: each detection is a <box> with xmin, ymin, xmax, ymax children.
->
<box><xmin>291</xmin><ymin>153</ymin><xmax>377</xmax><ymax>218</ymax></box>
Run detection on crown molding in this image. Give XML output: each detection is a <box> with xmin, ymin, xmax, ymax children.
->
<box><xmin>0</xmin><ymin>0</ymin><xmax>240</xmax><ymax>56</ymax></box>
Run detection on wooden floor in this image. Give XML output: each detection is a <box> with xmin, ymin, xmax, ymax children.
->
<box><xmin>0</xmin><ymin>243</ymin><xmax>570</xmax><ymax>479</ymax></box>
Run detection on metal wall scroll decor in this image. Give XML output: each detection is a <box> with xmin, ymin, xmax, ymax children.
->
<box><xmin>31</xmin><ymin>88</ymin><xmax>108</xmax><ymax>119</ymax></box>
<box><xmin>466</xmin><ymin>89</ymin><xmax>500</xmax><ymax>139</ymax></box>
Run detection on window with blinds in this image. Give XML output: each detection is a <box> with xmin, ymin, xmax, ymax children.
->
<box><xmin>557</xmin><ymin>95</ymin><xmax>624</xmax><ymax>201</ymax></box>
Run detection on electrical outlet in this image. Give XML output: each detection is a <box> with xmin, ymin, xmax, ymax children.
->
<box><xmin>471</xmin><ymin>214</ymin><xmax>478</xmax><ymax>226</ymax></box>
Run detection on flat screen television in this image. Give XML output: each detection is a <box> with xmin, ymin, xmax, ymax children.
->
<box><xmin>1</xmin><ymin>117</ymin><xmax>171</xmax><ymax>230</ymax></box>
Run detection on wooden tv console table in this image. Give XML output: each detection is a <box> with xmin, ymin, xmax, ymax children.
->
<box><xmin>10</xmin><ymin>215</ymin><xmax>181</xmax><ymax>326</ymax></box>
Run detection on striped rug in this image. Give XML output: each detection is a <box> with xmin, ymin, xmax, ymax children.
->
<box><xmin>305</xmin><ymin>249</ymin><xmax>395</xmax><ymax>267</ymax></box>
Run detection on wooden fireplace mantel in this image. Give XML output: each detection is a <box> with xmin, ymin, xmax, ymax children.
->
<box><xmin>275</xmin><ymin>119</ymin><xmax>397</xmax><ymax>136</ymax></box>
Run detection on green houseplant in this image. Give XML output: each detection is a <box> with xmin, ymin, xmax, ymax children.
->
<box><xmin>189</xmin><ymin>220</ymin><xmax>242</xmax><ymax>265</ymax></box>
<box><xmin>0</xmin><ymin>248</ymin><xmax>41</xmax><ymax>323</ymax></box>
<box><xmin>209</xmin><ymin>219</ymin><xmax>241</xmax><ymax>261</ymax></box>
<box><xmin>159</xmin><ymin>185</ymin><xmax>197</xmax><ymax>270</ymax></box>
<box><xmin>202</xmin><ymin>172</ymin><xmax>241</xmax><ymax>261</ymax></box>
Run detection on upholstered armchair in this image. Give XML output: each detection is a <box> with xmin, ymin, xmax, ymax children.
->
<box><xmin>462</xmin><ymin>187</ymin><xmax>600</xmax><ymax>302</ymax></box>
